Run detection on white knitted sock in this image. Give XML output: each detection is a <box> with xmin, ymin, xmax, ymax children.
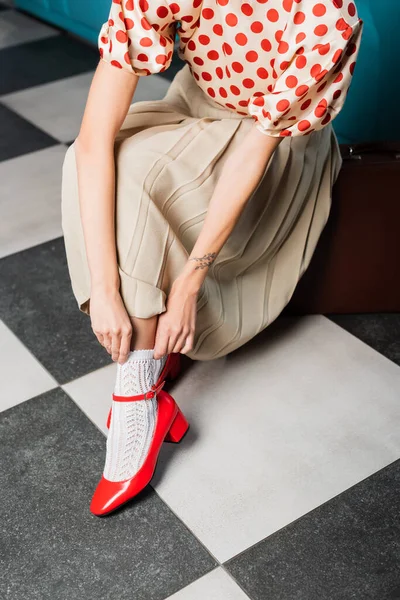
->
<box><xmin>103</xmin><ymin>348</ymin><xmax>168</xmax><ymax>482</ymax></box>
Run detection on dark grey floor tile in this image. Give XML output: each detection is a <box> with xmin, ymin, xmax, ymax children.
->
<box><xmin>0</xmin><ymin>34</ymin><xmax>99</xmax><ymax>95</ymax></box>
<box><xmin>0</xmin><ymin>237</ymin><xmax>111</xmax><ymax>384</ymax></box>
<box><xmin>0</xmin><ymin>102</ymin><xmax>58</xmax><ymax>161</ymax></box>
<box><xmin>328</xmin><ymin>313</ymin><xmax>400</xmax><ymax>367</ymax></box>
<box><xmin>0</xmin><ymin>388</ymin><xmax>216</xmax><ymax>600</ymax></box>
<box><xmin>225</xmin><ymin>460</ymin><xmax>400</xmax><ymax>600</ymax></box>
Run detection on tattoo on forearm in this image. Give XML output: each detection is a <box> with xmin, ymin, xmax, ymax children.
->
<box><xmin>188</xmin><ymin>252</ymin><xmax>217</xmax><ymax>270</ymax></box>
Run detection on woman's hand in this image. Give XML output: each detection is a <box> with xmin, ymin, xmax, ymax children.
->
<box><xmin>154</xmin><ymin>277</ymin><xmax>198</xmax><ymax>359</ymax></box>
<box><xmin>89</xmin><ymin>285</ymin><xmax>132</xmax><ymax>364</ymax></box>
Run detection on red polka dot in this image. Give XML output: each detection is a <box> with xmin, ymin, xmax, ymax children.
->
<box><xmin>333</xmin><ymin>0</ymin><xmax>343</xmax><ymax>7</ymax></box>
<box><xmin>156</xmin><ymin>54</ymin><xmax>167</xmax><ymax>64</ymax></box>
<box><xmin>257</xmin><ymin>67</ymin><xmax>269</xmax><ymax>78</ymax></box>
<box><xmin>296</xmin><ymin>55</ymin><xmax>307</xmax><ymax>68</ymax></box>
<box><xmin>298</xmin><ymin>120</ymin><xmax>311</xmax><ymax>131</ymax></box>
<box><xmin>111</xmin><ymin>60</ymin><xmax>122</xmax><ymax>68</ymax></box>
<box><xmin>278</xmin><ymin>41</ymin><xmax>289</xmax><ymax>53</ymax></box>
<box><xmin>283</xmin><ymin>0</ymin><xmax>293</xmax><ymax>12</ymax></box>
<box><xmin>243</xmin><ymin>78</ymin><xmax>255</xmax><ymax>88</ymax></box>
<box><xmin>286</xmin><ymin>75</ymin><xmax>298</xmax><ymax>88</ymax></box>
<box><xmin>139</xmin><ymin>0</ymin><xmax>149</xmax><ymax>11</ymax></box>
<box><xmin>201</xmin><ymin>71</ymin><xmax>212</xmax><ymax>81</ymax></box>
<box><xmin>334</xmin><ymin>72</ymin><xmax>344</xmax><ymax>83</ymax></box>
<box><xmin>296</xmin><ymin>84</ymin><xmax>309</xmax><ymax>96</ymax></box>
<box><xmin>193</xmin><ymin>56</ymin><xmax>204</xmax><ymax>66</ymax></box>
<box><xmin>316</xmin><ymin>42</ymin><xmax>331</xmax><ymax>55</ymax></box>
<box><xmin>125</xmin><ymin>18</ymin><xmax>134</xmax><ymax>30</ymax></box>
<box><xmin>310</xmin><ymin>63</ymin><xmax>322</xmax><ymax>78</ymax></box>
<box><xmin>246</xmin><ymin>50</ymin><xmax>258</xmax><ymax>62</ymax></box>
<box><xmin>226</xmin><ymin>103</ymin><xmax>236</xmax><ymax>109</ymax></box>
<box><xmin>277</xmin><ymin>99</ymin><xmax>290</xmax><ymax>111</ymax></box>
<box><xmin>137</xmin><ymin>53</ymin><xmax>148</xmax><ymax>62</ymax></box>
<box><xmin>280</xmin><ymin>130</ymin><xmax>292</xmax><ymax>137</ymax></box>
<box><xmin>332</xmin><ymin>49</ymin><xmax>343</xmax><ymax>64</ymax></box>
<box><xmin>296</xmin><ymin>32</ymin><xmax>306</xmax><ymax>43</ymax></box>
<box><xmin>251</xmin><ymin>21</ymin><xmax>263</xmax><ymax>33</ymax></box>
<box><xmin>199</xmin><ymin>34</ymin><xmax>210</xmax><ymax>45</ymax></box>
<box><xmin>225</xmin><ymin>65</ymin><xmax>231</xmax><ymax>77</ymax></box>
<box><xmin>350</xmin><ymin>61</ymin><xmax>357</xmax><ymax>75</ymax></box>
<box><xmin>219</xmin><ymin>87</ymin><xmax>228</xmax><ymax>98</ymax></box>
<box><xmin>241</xmin><ymin>3</ymin><xmax>253</xmax><ymax>16</ymax></box>
<box><xmin>232</xmin><ymin>61</ymin><xmax>244</xmax><ymax>73</ymax></box>
<box><xmin>140</xmin><ymin>37</ymin><xmax>153</xmax><ymax>47</ymax></box>
<box><xmin>333</xmin><ymin>89</ymin><xmax>342</xmax><ymax>100</ymax></box>
<box><xmin>315</xmin><ymin>99</ymin><xmax>327</xmax><ymax>117</ymax></box>
<box><xmin>169</xmin><ymin>3</ymin><xmax>180</xmax><ymax>14</ymax></box>
<box><xmin>348</xmin><ymin>2</ymin><xmax>356</xmax><ymax>17</ymax></box>
<box><xmin>230</xmin><ymin>85</ymin><xmax>241</xmax><ymax>95</ymax></box>
<box><xmin>336</xmin><ymin>18</ymin><xmax>348</xmax><ymax>31</ymax></box>
<box><xmin>141</xmin><ymin>17</ymin><xmax>152</xmax><ymax>31</ymax></box>
<box><xmin>293</xmin><ymin>11</ymin><xmax>305</xmax><ymax>24</ymax></box>
<box><xmin>321</xmin><ymin>113</ymin><xmax>331</xmax><ymax>125</ymax></box>
<box><xmin>235</xmin><ymin>33</ymin><xmax>248</xmax><ymax>45</ymax></box>
<box><xmin>226</xmin><ymin>13</ymin><xmax>238</xmax><ymax>26</ymax></box>
<box><xmin>187</xmin><ymin>40</ymin><xmax>196</xmax><ymax>51</ymax></box>
<box><xmin>239</xmin><ymin>100</ymin><xmax>249</xmax><ymax>107</ymax></box>
<box><xmin>207</xmin><ymin>87</ymin><xmax>215</xmax><ymax>97</ymax></box>
<box><xmin>207</xmin><ymin>50</ymin><xmax>219</xmax><ymax>60</ymax></box>
<box><xmin>313</xmin><ymin>3</ymin><xmax>326</xmax><ymax>17</ymax></box>
<box><xmin>314</xmin><ymin>24</ymin><xmax>328</xmax><ymax>36</ymax></box>
<box><xmin>223</xmin><ymin>42</ymin><xmax>233</xmax><ymax>55</ymax></box>
<box><xmin>216</xmin><ymin>67</ymin><xmax>224</xmax><ymax>78</ymax></box>
<box><xmin>253</xmin><ymin>96</ymin><xmax>265</xmax><ymax>106</ymax></box>
<box><xmin>202</xmin><ymin>8</ymin><xmax>214</xmax><ymax>19</ymax></box>
<box><xmin>156</xmin><ymin>6</ymin><xmax>169</xmax><ymax>18</ymax></box>
<box><xmin>213</xmin><ymin>24</ymin><xmax>223</xmax><ymax>35</ymax></box>
<box><xmin>261</xmin><ymin>38</ymin><xmax>272</xmax><ymax>51</ymax></box>
<box><xmin>267</xmin><ymin>9</ymin><xmax>279</xmax><ymax>22</ymax></box>
<box><xmin>301</xmin><ymin>99</ymin><xmax>312</xmax><ymax>110</ymax></box>
<box><xmin>116</xmin><ymin>30</ymin><xmax>128</xmax><ymax>43</ymax></box>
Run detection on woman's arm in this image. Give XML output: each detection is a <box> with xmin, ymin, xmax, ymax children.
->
<box><xmin>153</xmin><ymin>125</ymin><xmax>282</xmax><ymax>358</ymax></box>
<box><xmin>74</xmin><ymin>59</ymin><xmax>139</xmax><ymax>363</ymax></box>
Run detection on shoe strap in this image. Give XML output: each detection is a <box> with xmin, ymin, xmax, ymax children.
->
<box><xmin>112</xmin><ymin>379</ymin><xmax>166</xmax><ymax>402</ymax></box>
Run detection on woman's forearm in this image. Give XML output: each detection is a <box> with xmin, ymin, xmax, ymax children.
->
<box><xmin>74</xmin><ymin>60</ymin><xmax>139</xmax><ymax>294</ymax></box>
<box><xmin>176</xmin><ymin>124</ymin><xmax>283</xmax><ymax>293</ymax></box>
<box><xmin>74</xmin><ymin>139</ymin><xmax>119</xmax><ymax>291</ymax></box>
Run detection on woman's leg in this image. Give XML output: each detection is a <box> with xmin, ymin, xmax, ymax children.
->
<box><xmin>129</xmin><ymin>315</ymin><xmax>158</xmax><ymax>350</ymax></box>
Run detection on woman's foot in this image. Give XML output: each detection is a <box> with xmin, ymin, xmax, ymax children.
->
<box><xmin>103</xmin><ymin>348</ymin><xmax>167</xmax><ymax>482</ymax></box>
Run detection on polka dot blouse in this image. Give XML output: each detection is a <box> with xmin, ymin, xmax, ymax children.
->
<box><xmin>98</xmin><ymin>0</ymin><xmax>364</xmax><ymax>137</ymax></box>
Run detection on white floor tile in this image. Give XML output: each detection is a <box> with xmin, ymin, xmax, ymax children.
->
<box><xmin>0</xmin><ymin>9</ymin><xmax>58</xmax><ymax>51</ymax></box>
<box><xmin>62</xmin><ymin>362</ymin><xmax>116</xmax><ymax>435</ymax></box>
<box><xmin>149</xmin><ymin>316</ymin><xmax>400</xmax><ymax>561</ymax></box>
<box><xmin>0</xmin><ymin>320</ymin><xmax>57</xmax><ymax>412</ymax></box>
<box><xmin>166</xmin><ymin>568</ymin><xmax>250</xmax><ymax>600</ymax></box>
<box><xmin>0</xmin><ymin>145</ymin><xmax>66</xmax><ymax>257</ymax></box>
<box><xmin>1</xmin><ymin>72</ymin><xmax>171</xmax><ymax>143</ymax></box>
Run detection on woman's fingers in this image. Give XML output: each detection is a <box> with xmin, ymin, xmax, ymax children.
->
<box><xmin>111</xmin><ymin>330</ymin><xmax>122</xmax><ymax>362</ymax></box>
<box><xmin>180</xmin><ymin>331</ymin><xmax>194</xmax><ymax>354</ymax></box>
<box><xmin>154</xmin><ymin>322</ymin><xmax>169</xmax><ymax>359</ymax></box>
<box><xmin>118</xmin><ymin>328</ymin><xmax>132</xmax><ymax>364</ymax></box>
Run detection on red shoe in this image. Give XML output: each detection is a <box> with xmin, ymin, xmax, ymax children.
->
<box><xmin>105</xmin><ymin>352</ymin><xmax>181</xmax><ymax>430</ymax></box>
<box><xmin>90</xmin><ymin>379</ymin><xmax>189</xmax><ymax>517</ymax></box>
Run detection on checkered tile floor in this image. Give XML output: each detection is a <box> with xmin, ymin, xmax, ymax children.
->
<box><xmin>1</xmin><ymin>3</ymin><xmax>400</xmax><ymax>599</ymax></box>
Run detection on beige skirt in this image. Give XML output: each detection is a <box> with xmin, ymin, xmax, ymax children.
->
<box><xmin>61</xmin><ymin>63</ymin><xmax>342</xmax><ymax>361</ymax></box>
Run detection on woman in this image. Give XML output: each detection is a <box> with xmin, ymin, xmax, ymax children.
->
<box><xmin>61</xmin><ymin>0</ymin><xmax>363</xmax><ymax>516</ymax></box>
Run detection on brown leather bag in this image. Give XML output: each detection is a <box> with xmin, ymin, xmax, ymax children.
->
<box><xmin>286</xmin><ymin>142</ymin><xmax>400</xmax><ymax>314</ymax></box>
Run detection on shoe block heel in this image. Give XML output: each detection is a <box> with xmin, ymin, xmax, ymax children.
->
<box><xmin>164</xmin><ymin>408</ymin><xmax>189</xmax><ymax>443</ymax></box>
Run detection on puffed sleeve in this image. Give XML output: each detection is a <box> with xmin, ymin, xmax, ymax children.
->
<box><xmin>248</xmin><ymin>1</ymin><xmax>364</xmax><ymax>137</ymax></box>
<box><xmin>98</xmin><ymin>0</ymin><xmax>177</xmax><ymax>76</ymax></box>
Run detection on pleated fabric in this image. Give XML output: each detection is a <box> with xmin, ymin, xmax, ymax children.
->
<box><xmin>61</xmin><ymin>63</ymin><xmax>343</xmax><ymax>361</ymax></box>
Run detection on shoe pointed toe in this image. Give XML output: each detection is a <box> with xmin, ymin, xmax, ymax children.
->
<box><xmin>90</xmin><ymin>476</ymin><xmax>133</xmax><ymax>516</ymax></box>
